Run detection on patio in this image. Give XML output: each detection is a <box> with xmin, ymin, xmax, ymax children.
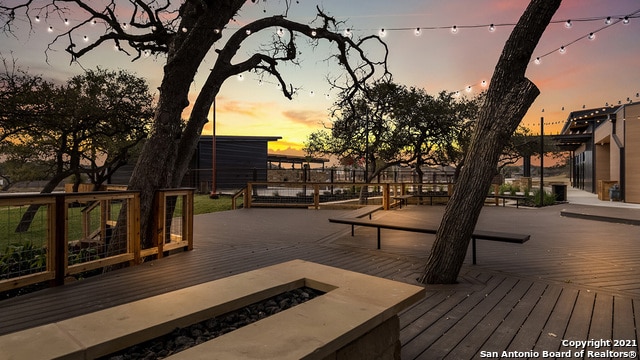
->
<box><xmin>1</xmin><ymin>192</ymin><xmax>639</xmax><ymax>359</ymax></box>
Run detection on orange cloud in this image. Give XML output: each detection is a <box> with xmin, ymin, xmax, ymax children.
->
<box><xmin>281</xmin><ymin>109</ymin><xmax>327</xmax><ymax>127</ymax></box>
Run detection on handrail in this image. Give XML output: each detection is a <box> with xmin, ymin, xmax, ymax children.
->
<box><xmin>0</xmin><ymin>188</ymin><xmax>195</xmax><ymax>294</ymax></box>
<box><xmin>231</xmin><ymin>187</ymin><xmax>246</xmax><ymax>210</ymax></box>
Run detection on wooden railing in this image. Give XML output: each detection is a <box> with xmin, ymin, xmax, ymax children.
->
<box><xmin>0</xmin><ymin>189</ymin><xmax>194</xmax><ymax>293</ymax></box>
<box><xmin>243</xmin><ymin>182</ymin><xmax>454</xmax><ymax>210</ymax></box>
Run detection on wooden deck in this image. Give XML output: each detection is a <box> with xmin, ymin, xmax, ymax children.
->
<box><xmin>1</xmin><ymin>205</ymin><xmax>640</xmax><ymax>359</ymax></box>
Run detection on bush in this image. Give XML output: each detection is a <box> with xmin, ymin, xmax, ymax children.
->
<box><xmin>527</xmin><ymin>189</ymin><xmax>556</xmax><ymax>207</ymax></box>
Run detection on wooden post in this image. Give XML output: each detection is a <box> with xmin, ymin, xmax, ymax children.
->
<box><xmin>52</xmin><ymin>195</ymin><xmax>66</xmax><ymax>287</ymax></box>
<box><xmin>184</xmin><ymin>190</ymin><xmax>194</xmax><ymax>251</ymax></box>
<box><xmin>131</xmin><ymin>193</ymin><xmax>141</xmax><ymax>265</ymax></box>
<box><xmin>156</xmin><ymin>192</ymin><xmax>165</xmax><ymax>258</ymax></box>
<box><xmin>313</xmin><ymin>184</ymin><xmax>320</xmax><ymax>209</ymax></box>
<box><xmin>245</xmin><ymin>183</ymin><xmax>252</xmax><ymax>209</ymax></box>
<box><xmin>383</xmin><ymin>184</ymin><xmax>390</xmax><ymax>210</ymax></box>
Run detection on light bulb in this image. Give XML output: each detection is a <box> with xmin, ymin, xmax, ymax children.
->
<box><xmin>622</xmin><ymin>16</ymin><xmax>629</xmax><ymax>25</ymax></box>
<box><xmin>245</xmin><ymin>29</ymin><xmax>251</xmax><ymax>35</ymax></box>
<box><xmin>451</xmin><ymin>25</ymin><xmax>458</xmax><ymax>34</ymax></box>
<box><xmin>414</xmin><ymin>28</ymin><xmax>421</xmax><ymax>36</ymax></box>
<box><xmin>559</xmin><ymin>46</ymin><xmax>566</xmax><ymax>54</ymax></box>
<box><xmin>379</xmin><ymin>28</ymin><xmax>386</xmax><ymax>37</ymax></box>
<box><xmin>237</xmin><ymin>74</ymin><xmax>244</xmax><ymax>81</ymax></box>
<box><xmin>344</xmin><ymin>28</ymin><xmax>352</xmax><ymax>38</ymax></box>
<box><xmin>276</xmin><ymin>28</ymin><xmax>284</xmax><ymax>37</ymax></box>
<box><xmin>465</xmin><ymin>86</ymin><xmax>472</xmax><ymax>92</ymax></box>
<box><xmin>47</xmin><ymin>26</ymin><xmax>53</xmax><ymax>32</ymax></box>
<box><xmin>534</xmin><ymin>57</ymin><xmax>541</xmax><ymax>65</ymax></box>
<box><xmin>588</xmin><ymin>32</ymin><xmax>595</xmax><ymax>40</ymax></box>
<box><xmin>481</xmin><ymin>80</ymin><xmax>487</xmax><ymax>87</ymax></box>
<box><xmin>83</xmin><ymin>35</ymin><xmax>88</xmax><ymax>42</ymax></box>
<box><xmin>488</xmin><ymin>24</ymin><xmax>495</xmax><ymax>32</ymax></box>
<box><xmin>605</xmin><ymin>16</ymin><xmax>611</xmax><ymax>25</ymax></box>
<box><xmin>310</xmin><ymin>30</ymin><xmax>317</xmax><ymax>37</ymax></box>
<box><xmin>64</xmin><ymin>19</ymin><xmax>69</xmax><ymax>26</ymax></box>
<box><xmin>565</xmin><ymin>20</ymin><xmax>572</xmax><ymax>28</ymax></box>
<box><xmin>181</xmin><ymin>27</ymin><xmax>188</xmax><ymax>33</ymax></box>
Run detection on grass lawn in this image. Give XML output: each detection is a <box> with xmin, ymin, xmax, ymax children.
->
<box><xmin>193</xmin><ymin>194</ymin><xmax>233</xmax><ymax>215</ymax></box>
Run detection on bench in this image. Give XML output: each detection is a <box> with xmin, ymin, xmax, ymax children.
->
<box><xmin>391</xmin><ymin>195</ymin><xmax>413</xmax><ymax>208</ymax></box>
<box><xmin>336</xmin><ymin>205</ymin><xmax>383</xmax><ymax>236</ymax></box>
<box><xmin>488</xmin><ymin>194</ymin><xmax>527</xmax><ymax>208</ymax></box>
<box><xmin>328</xmin><ymin>217</ymin><xmax>529</xmax><ymax>264</ymax></box>
<box><xmin>414</xmin><ymin>193</ymin><xmax>451</xmax><ymax>205</ymax></box>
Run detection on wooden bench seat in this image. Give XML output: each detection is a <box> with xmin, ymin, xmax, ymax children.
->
<box><xmin>328</xmin><ymin>217</ymin><xmax>529</xmax><ymax>264</ymax></box>
<box><xmin>391</xmin><ymin>195</ymin><xmax>413</xmax><ymax>208</ymax></box>
<box><xmin>336</xmin><ymin>205</ymin><xmax>383</xmax><ymax>236</ymax></box>
<box><xmin>487</xmin><ymin>194</ymin><xmax>528</xmax><ymax>208</ymax></box>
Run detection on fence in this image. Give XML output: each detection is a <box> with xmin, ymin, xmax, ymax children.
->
<box><xmin>242</xmin><ymin>182</ymin><xmax>454</xmax><ymax>209</ymax></box>
<box><xmin>185</xmin><ymin>167</ymin><xmax>455</xmax><ymax>194</ymax></box>
<box><xmin>0</xmin><ymin>189</ymin><xmax>193</xmax><ymax>294</ymax></box>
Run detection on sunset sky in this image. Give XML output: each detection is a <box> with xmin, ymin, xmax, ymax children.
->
<box><xmin>2</xmin><ymin>0</ymin><xmax>639</xmax><ymax>157</ymax></box>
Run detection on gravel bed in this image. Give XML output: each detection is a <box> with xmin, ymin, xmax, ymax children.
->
<box><xmin>101</xmin><ymin>287</ymin><xmax>324</xmax><ymax>359</ymax></box>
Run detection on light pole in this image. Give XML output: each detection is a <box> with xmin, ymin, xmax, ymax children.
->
<box><xmin>539</xmin><ymin>116</ymin><xmax>544</xmax><ymax>206</ymax></box>
<box><xmin>210</xmin><ymin>100</ymin><xmax>218</xmax><ymax>199</ymax></box>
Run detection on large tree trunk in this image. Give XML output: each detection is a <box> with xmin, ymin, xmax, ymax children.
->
<box><xmin>125</xmin><ymin>2</ymin><xmax>234</xmax><ymax>248</ymax></box>
<box><xmin>419</xmin><ymin>0</ymin><xmax>562</xmax><ymax>284</ymax></box>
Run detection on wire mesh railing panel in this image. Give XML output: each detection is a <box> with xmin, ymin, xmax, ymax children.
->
<box><xmin>0</xmin><ymin>200</ymin><xmax>52</xmax><ymax>282</ymax></box>
<box><xmin>164</xmin><ymin>195</ymin><xmax>184</xmax><ymax>244</ymax></box>
<box><xmin>250</xmin><ymin>184</ymin><xmax>316</xmax><ymax>205</ymax></box>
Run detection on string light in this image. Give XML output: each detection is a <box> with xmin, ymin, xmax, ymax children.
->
<box><xmin>28</xmin><ymin>7</ymin><xmax>639</xmax><ymax>110</ymax></box>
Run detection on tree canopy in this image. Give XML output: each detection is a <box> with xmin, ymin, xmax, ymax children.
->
<box><xmin>1</xmin><ymin>0</ymin><xmax>391</xmax><ymax>246</ymax></box>
<box><xmin>305</xmin><ymin>80</ymin><xmax>484</xmax><ymax>181</ymax></box>
<box><xmin>0</xmin><ymin>63</ymin><xmax>154</xmax><ymax>192</ymax></box>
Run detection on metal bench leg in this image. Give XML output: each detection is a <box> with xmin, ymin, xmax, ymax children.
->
<box><xmin>377</xmin><ymin>227</ymin><xmax>381</xmax><ymax>249</ymax></box>
<box><xmin>351</xmin><ymin>224</ymin><xmax>354</xmax><ymax>236</ymax></box>
<box><xmin>472</xmin><ymin>237</ymin><xmax>477</xmax><ymax>264</ymax></box>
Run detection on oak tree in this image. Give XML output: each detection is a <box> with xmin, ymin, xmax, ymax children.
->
<box><xmin>1</xmin><ymin>1</ymin><xmax>390</xmax><ymax>247</ymax></box>
<box><xmin>419</xmin><ymin>0</ymin><xmax>562</xmax><ymax>284</ymax></box>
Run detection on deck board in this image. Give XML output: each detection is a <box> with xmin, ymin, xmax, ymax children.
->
<box><xmin>2</xmin><ymin>205</ymin><xmax>640</xmax><ymax>359</ymax></box>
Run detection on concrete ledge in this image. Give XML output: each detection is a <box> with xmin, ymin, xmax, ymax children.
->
<box><xmin>0</xmin><ymin>259</ymin><xmax>425</xmax><ymax>360</ymax></box>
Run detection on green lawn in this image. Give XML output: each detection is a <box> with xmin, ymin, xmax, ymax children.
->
<box><xmin>193</xmin><ymin>194</ymin><xmax>233</xmax><ymax>215</ymax></box>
